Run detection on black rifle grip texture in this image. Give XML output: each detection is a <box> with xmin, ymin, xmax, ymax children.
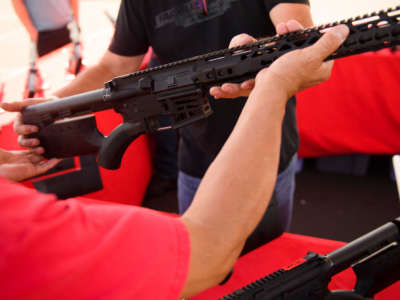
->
<box><xmin>97</xmin><ymin>122</ymin><xmax>144</xmax><ymax>170</ymax></box>
<box><xmin>37</xmin><ymin>115</ymin><xmax>104</xmax><ymax>158</ymax></box>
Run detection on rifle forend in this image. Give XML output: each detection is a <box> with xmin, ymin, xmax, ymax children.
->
<box><xmin>21</xmin><ymin>6</ymin><xmax>400</xmax><ymax>169</ymax></box>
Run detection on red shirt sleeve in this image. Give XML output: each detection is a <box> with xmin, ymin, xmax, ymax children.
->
<box><xmin>0</xmin><ymin>177</ymin><xmax>190</xmax><ymax>300</ymax></box>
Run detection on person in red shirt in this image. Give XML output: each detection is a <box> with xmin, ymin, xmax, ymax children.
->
<box><xmin>0</xmin><ymin>23</ymin><xmax>348</xmax><ymax>299</ymax></box>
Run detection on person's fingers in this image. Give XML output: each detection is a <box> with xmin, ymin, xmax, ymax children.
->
<box><xmin>210</xmin><ymin>85</ymin><xmax>240</xmax><ymax>98</ymax></box>
<box><xmin>211</xmin><ymin>34</ymin><xmax>258</xmax><ymax>100</ymax></box>
<box><xmin>240</xmin><ymin>79</ymin><xmax>255</xmax><ymax>90</ymax></box>
<box><xmin>26</xmin><ymin>153</ymin><xmax>45</xmax><ymax>164</ymax></box>
<box><xmin>7</xmin><ymin>150</ymin><xmax>31</xmax><ymax>162</ymax></box>
<box><xmin>220</xmin><ymin>83</ymin><xmax>241</xmax><ymax>95</ymax></box>
<box><xmin>306</xmin><ymin>25</ymin><xmax>349</xmax><ymax>62</ymax></box>
<box><xmin>15</xmin><ymin>124</ymin><xmax>38</xmax><ymax>135</ymax></box>
<box><xmin>34</xmin><ymin>158</ymin><xmax>60</xmax><ymax>175</ymax></box>
<box><xmin>286</xmin><ymin>20</ymin><xmax>304</xmax><ymax>32</ymax></box>
<box><xmin>11</xmin><ymin>150</ymin><xmax>44</xmax><ymax>164</ymax></box>
<box><xmin>4</xmin><ymin>158</ymin><xmax>60</xmax><ymax>182</ymax></box>
<box><xmin>210</xmin><ymin>80</ymin><xmax>254</xmax><ymax>99</ymax></box>
<box><xmin>0</xmin><ymin>102</ymin><xmax>22</xmax><ymax>112</ymax></box>
<box><xmin>1</xmin><ymin>98</ymin><xmax>48</xmax><ymax>112</ymax></box>
<box><xmin>276</xmin><ymin>23</ymin><xmax>289</xmax><ymax>35</ymax></box>
<box><xmin>209</xmin><ymin>87</ymin><xmax>224</xmax><ymax>99</ymax></box>
<box><xmin>18</xmin><ymin>135</ymin><xmax>40</xmax><ymax>148</ymax></box>
<box><xmin>31</xmin><ymin>147</ymin><xmax>45</xmax><ymax>155</ymax></box>
<box><xmin>14</xmin><ymin>123</ymin><xmax>38</xmax><ymax>135</ymax></box>
<box><xmin>209</xmin><ymin>84</ymin><xmax>241</xmax><ymax>98</ymax></box>
<box><xmin>13</xmin><ymin>114</ymin><xmax>38</xmax><ymax>135</ymax></box>
<box><xmin>229</xmin><ymin>33</ymin><xmax>257</xmax><ymax>48</ymax></box>
<box><xmin>276</xmin><ymin>20</ymin><xmax>303</xmax><ymax>36</ymax></box>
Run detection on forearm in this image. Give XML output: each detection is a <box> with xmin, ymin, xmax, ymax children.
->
<box><xmin>11</xmin><ymin>0</ymin><xmax>37</xmax><ymax>41</ymax></box>
<box><xmin>54</xmin><ymin>52</ymin><xmax>144</xmax><ymax>98</ymax></box>
<box><xmin>180</xmin><ymin>73</ymin><xmax>288</xmax><ymax>296</ymax></box>
<box><xmin>53</xmin><ymin>64</ymin><xmax>114</xmax><ymax>97</ymax></box>
<box><xmin>179</xmin><ymin>22</ymin><xmax>348</xmax><ymax>297</ymax></box>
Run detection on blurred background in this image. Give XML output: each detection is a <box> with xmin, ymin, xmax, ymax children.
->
<box><xmin>0</xmin><ymin>0</ymin><xmax>120</xmax><ymax>102</ymax></box>
<box><xmin>310</xmin><ymin>0</ymin><xmax>399</xmax><ymax>24</ymax></box>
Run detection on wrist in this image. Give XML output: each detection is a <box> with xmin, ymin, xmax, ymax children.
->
<box><xmin>254</xmin><ymin>69</ymin><xmax>293</xmax><ymax>103</ymax></box>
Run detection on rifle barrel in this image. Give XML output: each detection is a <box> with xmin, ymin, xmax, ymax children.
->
<box><xmin>327</xmin><ymin>219</ymin><xmax>400</xmax><ymax>274</ymax></box>
<box><xmin>22</xmin><ymin>89</ymin><xmax>108</xmax><ymax>124</ymax></box>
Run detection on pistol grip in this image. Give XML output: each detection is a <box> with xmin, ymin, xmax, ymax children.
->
<box><xmin>98</xmin><ymin>122</ymin><xmax>145</xmax><ymax>170</ymax></box>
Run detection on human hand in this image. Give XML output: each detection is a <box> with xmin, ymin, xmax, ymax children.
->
<box><xmin>209</xmin><ymin>33</ymin><xmax>257</xmax><ymax>99</ymax></box>
<box><xmin>255</xmin><ymin>25</ymin><xmax>349</xmax><ymax>99</ymax></box>
<box><xmin>1</xmin><ymin>98</ymin><xmax>52</xmax><ymax>154</ymax></box>
<box><xmin>0</xmin><ymin>148</ymin><xmax>60</xmax><ymax>182</ymax></box>
<box><xmin>209</xmin><ymin>20</ymin><xmax>306</xmax><ymax>99</ymax></box>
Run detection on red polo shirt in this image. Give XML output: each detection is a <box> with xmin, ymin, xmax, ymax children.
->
<box><xmin>0</xmin><ymin>177</ymin><xmax>190</xmax><ymax>299</ymax></box>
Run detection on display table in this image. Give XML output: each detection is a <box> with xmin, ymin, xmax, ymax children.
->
<box><xmin>297</xmin><ymin>49</ymin><xmax>400</xmax><ymax>158</ymax></box>
<box><xmin>191</xmin><ymin>233</ymin><xmax>400</xmax><ymax>299</ymax></box>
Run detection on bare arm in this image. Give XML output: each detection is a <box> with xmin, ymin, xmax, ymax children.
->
<box><xmin>0</xmin><ymin>148</ymin><xmax>59</xmax><ymax>181</ymax></box>
<box><xmin>181</xmin><ymin>73</ymin><xmax>287</xmax><ymax>296</ymax></box>
<box><xmin>11</xmin><ymin>0</ymin><xmax>38</xmax><ymax>42</ymax></box>
<box><xmin>179</xmin><ymin>24</ymin><xmax>349</xmax><ymax>298</ymax></box>
<box><xmin>53</xmin><ymin>50</ymin><xmax>144</xmax><ymax>97</ymax></box>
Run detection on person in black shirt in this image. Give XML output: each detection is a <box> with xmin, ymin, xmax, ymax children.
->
<box><xmin>15</xmin><ymin>1</ymin><xmax>323</xmax><ymax>251</ymax></box>
<box><xmin>107</xmin><ymin>0</ymin><xmax>313</xmax><ymax>233</ymax></box>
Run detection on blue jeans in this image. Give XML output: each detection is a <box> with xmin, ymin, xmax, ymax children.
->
<box><xmin>149</xmin><ymin>53</ymin><xmax>179</xmax><ymax>180</ymax></box>
<box><xmin>178</xmin><ymin>155</ymin><xmax>298</xmax><ymax>231</ymax></box>
<box><xmin>153</xmin><ymin>114</ymin><xmax>178</xmax><ymax>179</ymax></box>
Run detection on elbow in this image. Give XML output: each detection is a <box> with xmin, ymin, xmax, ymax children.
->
<box><xmin>199</xmin><ymin>237</ymin><xmax>246</xmax><ymax>287</ymax></box>
<box><xmin>180</xmin><ymin>217</ymin><xmax>246</xmax><ymax>296</ymax></box>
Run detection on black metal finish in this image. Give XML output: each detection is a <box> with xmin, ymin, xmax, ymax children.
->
<box><xmin>33</xmin><ymin>155</ymin><xmax>103</xmax><ymax>199</ymax></box>
<box><xmin>220</xmin><ymin>217</ymin><xmax>400</xmax><ymax>300</ymax></box>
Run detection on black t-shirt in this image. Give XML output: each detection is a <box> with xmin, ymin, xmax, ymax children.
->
<box><xmin>109</xmin><ymin>0</ymin><xmax>309</xmax><ymax>177</ymax></box>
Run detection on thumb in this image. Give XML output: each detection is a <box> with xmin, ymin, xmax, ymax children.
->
<box><xmin>306</xmin><ymin>25</ymin><xmax>349</xmax><ymax>62</ymax></box>
<box><xmin>1</xmin><ymin>98</ymin><xmax>50</xmax><ymax>112</ymax></box>
<box><xmin>23</xmin><ymin>159</ymin><xmax>61</xmax><ymax>180</ymax></box>
<box><xmin>229</xmin><ymin>33</ymin><xmax>257</xmax><ymax>48</ymax></box>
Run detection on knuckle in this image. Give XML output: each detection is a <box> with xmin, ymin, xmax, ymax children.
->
<box><xmin>17</xmin><ymin>136</ymin><xmax>25</xmax><ymax>146</ymax></box>
<box><xmin>230</xmin><ymin>33</ymin><xmax>252</xmax><ymax>47</ymax></box>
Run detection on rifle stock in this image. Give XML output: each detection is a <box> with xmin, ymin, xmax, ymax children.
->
<box><xmin>21</xmin><ymin>6</ymin><xmax>400</xmax><ymax>169</ymax></box>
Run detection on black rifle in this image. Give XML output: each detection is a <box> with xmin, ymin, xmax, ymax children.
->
<box><xmin>21</xmin><ymin>7</ymin><xmax>400</xmax><ymax>170</ymax></box>
<box><xmin>221</xmin><ymin>217</ymin><xmax>400</xmax><ymax>300</ymax></box>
